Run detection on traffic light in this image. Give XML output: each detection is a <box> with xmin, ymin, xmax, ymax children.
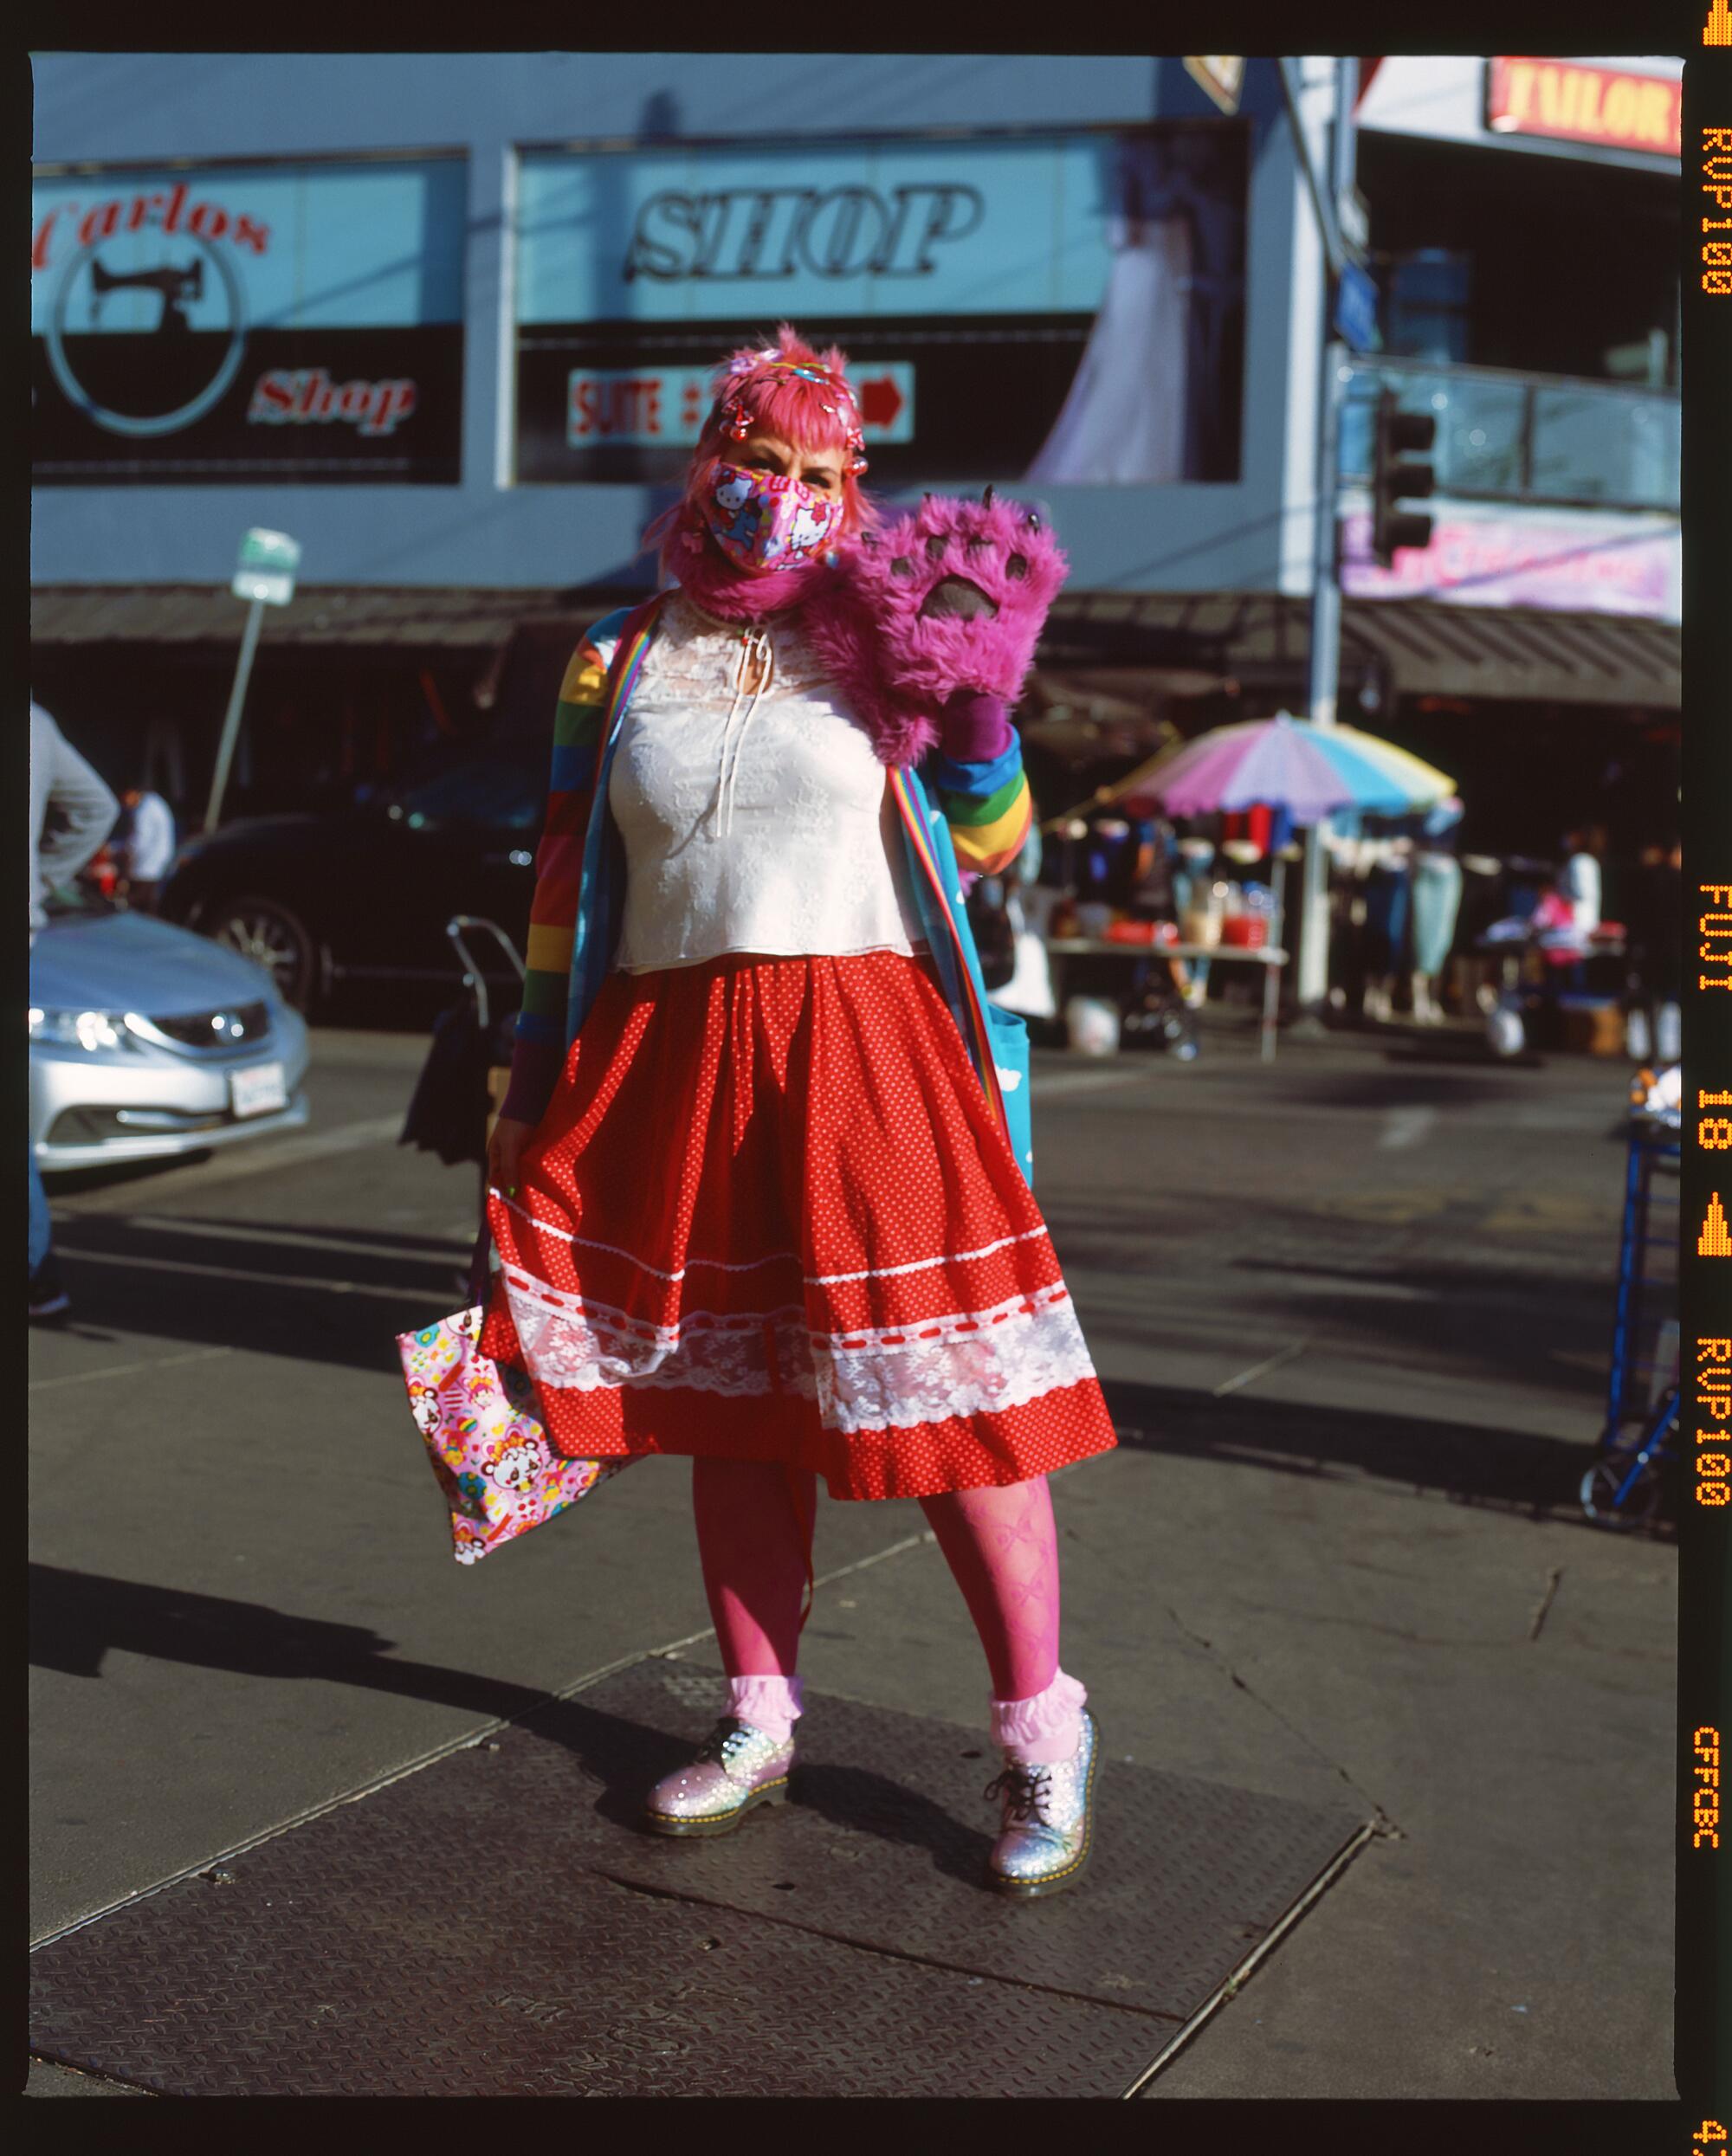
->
<box><xmin>1370</xmin><ymin>390</ymin><xmax>1436</xmax><ymax>566</ymax></box>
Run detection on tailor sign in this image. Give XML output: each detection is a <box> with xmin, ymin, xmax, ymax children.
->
<box><xmin>513</xmin><ymin>129</ymin><xmax>1249</xmax><ymax>486</ymax></box>
<box><xmin>1486</xmin><ymin>58</ymin><xmax>1681</xmax><ymax>159</ymax></box>
<box><xmin>31</xmin><ymin>156</ymin><xmax>466</xmax><ymax>483</ymax></box>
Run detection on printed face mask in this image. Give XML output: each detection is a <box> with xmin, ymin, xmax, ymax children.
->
<box><xmin>703</xmin><ymin>462</ymin><xmax>843</xmax><ymax>573</ymax></box>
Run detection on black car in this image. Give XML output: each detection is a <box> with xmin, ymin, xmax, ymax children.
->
<box><xmin>159</xmin><ymin>754</ymin><xmax>546</xmax><ymax>1013</ymax></box>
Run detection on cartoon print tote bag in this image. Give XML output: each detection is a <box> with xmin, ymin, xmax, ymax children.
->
<box><xmin>397</xmin><ymin>1240</ymin><xmax>635</xmax><ymax>1565</ymax></box>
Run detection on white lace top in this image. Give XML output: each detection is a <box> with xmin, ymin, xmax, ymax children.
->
<box><xmin>608</xmin><ymin>590</ymin><xmax>927</xmax><ymax>973</ymax></box>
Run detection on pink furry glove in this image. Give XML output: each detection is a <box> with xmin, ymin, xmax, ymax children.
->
<box><xmin>841</xmin><ymin>487</ymin><xmax>1068</xmax><ymax>708</ymax></box>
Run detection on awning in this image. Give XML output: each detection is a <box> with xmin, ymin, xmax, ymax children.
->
<box><xmin>1042</xmin><ymin>591</ymin><xmax>1680</xmax><ymax>710</ymax></box>
<box><xmin>31</xmin><ymin>581</ymin><xmax>1681</xmax><ymax>710</ymax></box>
<box><xmin>27</xmin><ymin>584</ymin><xmax>623</xmax><ymax>655</ymax></box>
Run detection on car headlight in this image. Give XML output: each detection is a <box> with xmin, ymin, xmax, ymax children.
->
<box><xmin>28</xmin><ymin>1007</ymin><xmax>152</xmax><ymax>1054</ymax></box>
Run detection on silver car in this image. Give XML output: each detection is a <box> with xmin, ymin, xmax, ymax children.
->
<box><xmin>29</xmin><ymin>891</ymin><xmax>310</xmax><ymax>1172</ymax></box>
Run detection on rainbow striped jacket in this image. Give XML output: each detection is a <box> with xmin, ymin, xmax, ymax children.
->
<box><xmin>511</xmin><ymin>594</ymin><xmax>1036</xmax><ymax>1179</ymax></box>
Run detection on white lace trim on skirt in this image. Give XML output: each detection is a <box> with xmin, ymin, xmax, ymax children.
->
<box><xmin>497</xmin><ymin>1262</ymin><xmax>1097</xmax><ymax>1434</ymax></box>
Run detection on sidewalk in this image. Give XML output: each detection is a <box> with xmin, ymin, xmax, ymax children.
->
<box><xmin>27</xmin><ymin>1023</ymin><xmax>1674</xmax><ymax>2095</ymax></box>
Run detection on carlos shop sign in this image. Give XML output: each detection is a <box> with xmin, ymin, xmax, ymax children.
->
<box><xmin>30</xmin><ymin>159</ymin><xmax>461</xmax><ymax>480</ymax></box>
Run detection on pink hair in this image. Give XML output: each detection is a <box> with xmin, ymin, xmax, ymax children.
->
<box><xmin>642</xmin><ymin>324</ymin><xmax>878</xmax><ymax>578</ymax></box>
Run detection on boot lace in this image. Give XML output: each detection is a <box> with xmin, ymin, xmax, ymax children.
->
<box><xmin>984</xmin><ymin>1760</ymin><xmax>1053</xmax><ymax>1826</ymax></box>
<box><xmin>695</xmin><ymin>1717</ymin><xmax>746</xmax><ymax>1765</ymax></box>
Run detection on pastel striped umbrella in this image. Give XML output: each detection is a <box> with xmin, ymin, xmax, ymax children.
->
<box><xmin>1121</xmin><ymin>712</ymin><xmax>1454</xmax><ymax>823</ymax></box>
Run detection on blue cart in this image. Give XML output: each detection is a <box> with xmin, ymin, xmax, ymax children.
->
<box><xmin>1579</xmin><ymin>1069</ymin><xmax>1680</xmax><ymax>1529</ymax></box>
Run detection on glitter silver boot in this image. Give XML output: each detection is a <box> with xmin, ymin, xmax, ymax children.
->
<box><xmin>982</xmin><ymin>1710</ymin><xmax>1099</xmax><ymax>1897</ymax></box>
<box><xmin>641</xmin><ymin>1716</ymin><xmax>795</xmax><ymax>1837</ymax></box>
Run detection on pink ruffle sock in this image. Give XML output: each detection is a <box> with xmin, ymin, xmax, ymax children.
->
<box><xmin>990</xmin><ymin>1668</ymin><xmax>1089</xmax><ymax>1766</ymax></box>
<box><xmin>727</xmin><ymin>1674</ymin><xmax>804</xmax><ymax>1745</ymax></box>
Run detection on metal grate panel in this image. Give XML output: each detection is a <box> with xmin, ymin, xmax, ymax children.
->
<box><xmin>30</xmin><ymin>1660</ymin><xmax>1369</xmax><ymax>2096</ymax></box>
<box><xmin>526</xmin><ymin>1660</ymin><xmax>1368</xmax><ymax>2024</ymax></box>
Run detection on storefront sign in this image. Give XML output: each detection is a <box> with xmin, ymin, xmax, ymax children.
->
<box><xmin>1184</xmin><ymin>57</ymin><xmax>1245</xmax><ymax>116</ymax></box>
<box><xmin>564</xmin><ymin>361</ymin><xmax>915</xmax><ymax>449</ymax></box>
<box><xmin>1486</xmin><ymin>59</ymin><xmax>1681</xmax><ymax>159</ymax></box>
<box><xmin>513</xmin><ymin>130</ymin><xmax>1247</xmax><ymax>487</ymax></box>
<box><xmin>1341</xmin><ymin>500</ymin><xmax>1681</xmax><ymax>620</ymax></box>
<box><xmin>31</xmin><ymin>156</ymin><xmax>465</xmax><ymax>483</ymax></box>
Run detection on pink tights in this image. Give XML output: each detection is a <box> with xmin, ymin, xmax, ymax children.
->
<box><xmin>689</xmin><ymin>1457</ymin><xmax>1084</xmax><ymax>1762</ymax></box>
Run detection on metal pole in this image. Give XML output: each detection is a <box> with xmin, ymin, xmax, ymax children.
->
<box><xmin>1263</xmin><ymin>849</ymin><xmax>1289</xmax><ymax>1063</ymax></box>
<box><xmin>1276</xmin><ymin>57</ymin><xmax>1341</xmax><ymax>281</ymax></box>
<box><xmin>1293</xmin><ymin>56</ymin><xmax>1357</xmax><ymax>1016</ymax></box>
<box><xmin>204</xmin><ymin>595</ymin><xmax>266</xmax><ymax>834</ymax></box>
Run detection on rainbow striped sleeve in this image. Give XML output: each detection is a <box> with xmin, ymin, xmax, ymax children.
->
<box><xmin>926</xmin><ymin>733</ymin><xmax>1033</xmax><ymax>876</ymax></box>
<box><xmin>498</xmin><ymin>629</ymin><xmax>617</xmax><ymax>1126</ymax></box>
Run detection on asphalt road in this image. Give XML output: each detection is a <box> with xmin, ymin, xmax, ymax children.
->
<box><xmin>27</xmin><ymin>1013</ymin><xmax>1677</xmax><ymax>2097</ymax></box>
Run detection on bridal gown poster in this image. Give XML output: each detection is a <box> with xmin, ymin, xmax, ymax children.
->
<box><xmin>511</xmin><ymin>127</ymin><xmax>1247</xmax><ymax>487</ymax></box>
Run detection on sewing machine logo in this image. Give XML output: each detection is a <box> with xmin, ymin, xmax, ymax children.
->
<box><xmin>42</xmin><ymin>227</ymin><xmax>248</xmax><ymax>438</ymax></box>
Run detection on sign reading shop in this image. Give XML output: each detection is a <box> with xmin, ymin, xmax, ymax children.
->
<box><xmin>31</xmin><ymin>156</ymin><xmax>465</xmax><ymax>485</ymax></box>
<box><xmin>623</xmin><ymin>184</ymin><xmax>986</xmax><ymax>283</ymax></box>
<box><xmin>513</xmin><ymin>131</ymin><xmax>1248</xmax><ymax>487</ymax></box>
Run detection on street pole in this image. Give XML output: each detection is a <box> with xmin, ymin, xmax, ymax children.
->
<box><xmin>1294</xmin><ymin>337</ymin><xmax>1348</xmax><ymax>1009</ymax></box>
<box><xmin>1287</xmin><ymin>55</ymin><xmax>1358</xmax><ymax>1017</ymax></box>
<box><xmin>204</xmin><ymin>594</ymin><xmax>266</xmax><ymax>834</ymax></box>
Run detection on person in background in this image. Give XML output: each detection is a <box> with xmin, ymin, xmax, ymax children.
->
<box><xmin>986</xmin><ymin>816</ymin><xmax>1060</xmax><ymax>1035</ymax></box>
<box><xmin>115</xmin><ymin>783</ymin><xmax>177</xmax><ymax>913</ymax></box>
<box><xmin>1408</xmin><ymin>797</ymin><xmax>1464</xmax><ymax>1024</ymax></box>
<box><xmin>1558</xmin><ymin>825</ymin><xmax>1604</xmax><ymax>941</ymax></box>
<box><xmin>29</xmin><ymin>700</ymin><xmax>119</xmax><ymax>1320</ymax></box>
<box><xmin>1624</xmin><ymin>837</ymin><xmax>1682</xmax><ymax>1064</ymax></box>
<box><xmin>1550</xmin><ymin>825</ymin><xmax>1607</xmax><ymax>998</ymax></box>
<box><xmin>1320</xmin><ymin>809</ymin><xmax>1368</xmax><ymax>1015</ymax></box>
<box><xmin>1124</xmin><ymin>812</ymin><xmax>1192</xmax><ymax>1002</ymax></box>
<box><xmin>1359</xmin><ymin>819</ymin><xmax>1413</xmax><ymax>1023</ymax></box>
<box><xmin>1652</xmin><ymin>836</ymin><xmax>1683</xmax><ymax>1063</ymax></box>
<box><xmin>1170</xmin><ymin>831</ymin><xmax>1216</xmax><ymax>1006</ymax></box>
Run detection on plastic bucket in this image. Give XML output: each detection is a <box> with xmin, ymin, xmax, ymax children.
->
<box><xmin>1064</xmin><ymin>996</ymin><xmax>1121</xmax><ymax>1056</ymax></box>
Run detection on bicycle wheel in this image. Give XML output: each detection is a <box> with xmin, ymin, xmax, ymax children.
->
<box><xmin>1580</xmin><ymin>1454</ymin><xmax>1665</xmax><ymax>1530</ymax></box>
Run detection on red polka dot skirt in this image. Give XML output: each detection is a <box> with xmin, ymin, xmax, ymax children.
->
<box><xmin>478</xmin><ymin>949</ymin><xmax>1119</xmax><ymax>1501</ymax></box>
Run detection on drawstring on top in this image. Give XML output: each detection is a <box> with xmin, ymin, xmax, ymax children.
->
<box><xmin>711</xmin><ymin>623</ymin><xmax>774</xmax><ymax>838</ymax></box>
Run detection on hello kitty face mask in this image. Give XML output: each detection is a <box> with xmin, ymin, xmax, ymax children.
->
<box><xmin>702</xmin><ymin>461</ymin><xmax>843</xmax><ymax>574</ymax></box>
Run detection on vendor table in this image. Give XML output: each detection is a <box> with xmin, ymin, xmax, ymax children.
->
<box><xmin>1045</xmin><ymin>938</ymin><xmax>1290</xmax><ymax>1064</ymax></box>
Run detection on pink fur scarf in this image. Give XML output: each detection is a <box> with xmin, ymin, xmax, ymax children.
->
<box><xmin>674</xmin><ymin>490</ymin><xmax>1069</xmax><ymax>771</ymax></box>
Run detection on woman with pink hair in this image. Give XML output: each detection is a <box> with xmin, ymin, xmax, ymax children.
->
<box><xmin>482</xmin><ymin>325</ymin><xmax>1118</xmax><ymax>1896</ymax></box>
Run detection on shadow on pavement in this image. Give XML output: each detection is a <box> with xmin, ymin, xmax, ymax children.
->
<box><xmin>1098</xmin><ymin>1374</ymin><xmax>1641</xmax><ymax>1529</ymax></box>
<box><xmin>1218</xmin><ymin>1256</ymin><xmax>1612</xmax><ymax>1404</ymax></box>
<box><xmin>29</xmin><ymin>1561</ymin><xmax>553</xmax><ymax>1723</ymax></box>
<box><xmin>44</xmin><ymin>1155</ymin><xmax>227</xmax><ymax>1203</ymax></box>
<box><xmin>38</xmin><ymin>1210</ymin><xmax>1624</xmax><ymax>1509</ymax></box>
<box><xmin>41</xmin><ymin>1215</ymin><xmax>466</xmax><ymax>1373</ymax></box>
<box><xmin>25</xmin><ymin>1565</ymin><xmax>994</xmax><ymax>1878</ymax></box>
<box><xmin>516</xmin><ymin>1695</ymin><xmax>994</xmax><ymax>1879</ymax></box>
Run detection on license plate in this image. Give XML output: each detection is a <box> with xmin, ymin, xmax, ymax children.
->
<box><xmin>229</xmin><ymin>1062</ymin><xmax>288</xmax><ymax>1118</ymax></box>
